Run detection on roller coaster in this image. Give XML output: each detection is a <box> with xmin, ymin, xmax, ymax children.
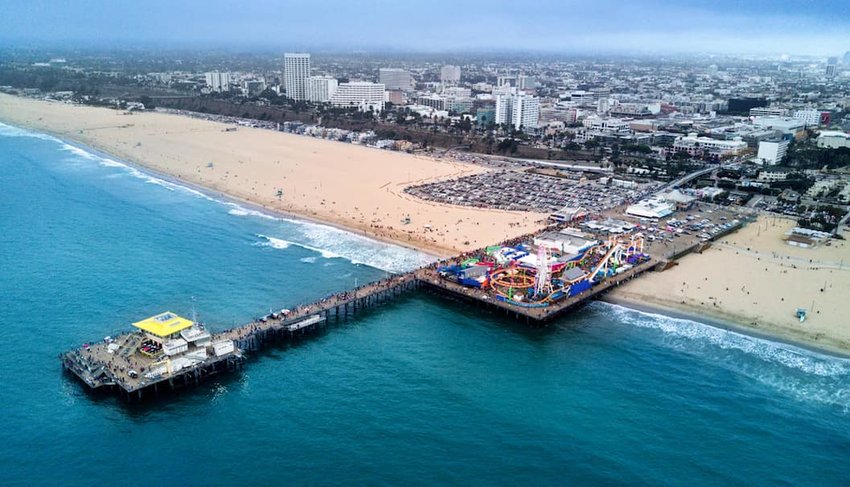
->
<box><xmin>486</xmin><ymin>233</ymin><xmax>647</xmax><ymax>307</ymax></box>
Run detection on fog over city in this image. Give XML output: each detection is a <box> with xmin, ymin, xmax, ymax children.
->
<box><xmin>1</xmin><ymin>0</ymin><xmax>849</xmax><ymax>55</ymax></box>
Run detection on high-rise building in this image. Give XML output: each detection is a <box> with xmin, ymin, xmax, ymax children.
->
<box><xmin>306</xmin><ymin>76</ymin><xmax>338</xmax><ymax>103</ymax></box>
<box><xmin>512</xmin><ymin>94</ymin><xmax>540</xmax><ymax>131</ymax></box>
<box><xmin>378</xmin><ymin>68</ymin><xmax>413</xmax><ymax>91</ymax></box>
<box><xmin>495</xmin><ymin>93</ymin><xmax>540</xmax><ymax>131</ymax></box>
<box><xmin>440</xmin><ymin>65</ymin><xmax>461</xmax><ymax>84</ymax></box>
<box><xmin>495</xmin><ymin>94</ymin><xmax>512</xmax><ymax>126</ymax></box>
<box><xmin>826</xmin><ymin>56</ymin><xmax>838</xmax><ymax>77</ymax></box>
<box><xmin>328</xmin><ymin>82</ymin><xmax>385</xmax><ymax>112</ymax></box>
<box><xmin>205</xmin><ymin>72</ymin><xmax>231</xmax><ymax>92</ymax></box>
<box><xmin>283</xmin><ymin>53</ymin><xmax>311</xmax><ymax>101</ymax></box>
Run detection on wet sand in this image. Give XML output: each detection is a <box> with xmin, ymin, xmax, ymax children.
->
<box><xmin>0</xmin><ymin>93</ymin><xmax>548</xmax><ymax>256</ymax></box>
<box><xmin>610</xmin><ymin>216</ymin><xmax>850</xmax><ymax>353</ymax></box>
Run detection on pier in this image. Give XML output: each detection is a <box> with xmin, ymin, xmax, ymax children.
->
<box><xmin>60</xmin><ymin>274</ymin><xmax>422</xmax><ymax>401</ymax></box>
<box><xmin>60</xmin><ymin>217</ymin><xmax>689</xmax><ymax>402</ymax></box>
<box><xmin>60</xmin><ymin>262</ymin><xmax>657</xmax><ymax>401</ymax></box>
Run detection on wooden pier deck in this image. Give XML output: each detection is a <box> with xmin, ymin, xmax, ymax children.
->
<box><xmin>61</xmin><ymin>254</ymin><xmax>660</xmax><ymax>402</ymax></box>
<box><xmin>60</xmin><ymin>273</ymin><xmax>422</xmax><ymax>401</ymax></box>
<box><xmin>415</xmin><ymin>261</ymin><xmax>656</xmax><ymax>322</ymax></box>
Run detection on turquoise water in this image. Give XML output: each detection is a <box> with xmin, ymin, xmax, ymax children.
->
<box><xmin>1</xmin><ymin>122</ymin><xmax>849</xmax><ymax>486</ymax></box>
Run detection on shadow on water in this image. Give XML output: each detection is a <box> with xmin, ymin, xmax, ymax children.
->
<box><xmin>415</xmin><ymin>288</ymin><xmax>582</xmax><ymax>342</ymax></box>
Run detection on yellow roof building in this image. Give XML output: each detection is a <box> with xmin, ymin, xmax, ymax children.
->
<box><xmin>132</xmin><ymin>312</ymin><xmax>194</xmax><ymax>338</ymax></box>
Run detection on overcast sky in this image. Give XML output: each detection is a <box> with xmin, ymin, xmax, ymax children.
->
<box><xmin>1</xmin><ymin>0</ymin><xmax>848</xmax><ymax>56</ymax></box>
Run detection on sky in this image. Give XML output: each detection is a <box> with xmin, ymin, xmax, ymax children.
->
<box><xmin>0</xmin><ymin>0</ymin><xmax>848</xmax><ymax>56</ymax></box>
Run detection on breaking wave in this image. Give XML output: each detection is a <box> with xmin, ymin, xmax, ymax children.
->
<box><xmin>0</xmin><ymin>122</ymin><xmax>61</xmax><ymax>141</ymax></box>
<box><xmin>0</xmin><ymin>121</ymin><xmax>216</xmax><ymax>203</ymax></box>
<box><xmin>1</xmin><ymin>122</ymin><xmax>436</xmax><ymax>273</ymax></box>
<box><xmin>254</xmin><ymin>234</ymin><xmax>341</xmax><ymax>259</ymax></box>
<box><xmin>231</xmin><ymin>206</ymin><xmax>436</xmax><ymax>273</ymax></box>
<box><xmin>598</xmin><ymin>302</ymin><xmax>850</xmax><ymax>411</ymax></box>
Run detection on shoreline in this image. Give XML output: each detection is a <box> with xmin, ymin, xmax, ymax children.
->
<box><xmin>600</xmin><ymin>294</ymin><xmax>850</xmax><ymax>360</ymax></box>
<box><xmin>3</xmin><ymin>101</ymin><xmax>849</xmax><ymax>359</ymax></box>
<box><xmin>0</xmin><ymin>116</ymin><xmax>454</xmax><ymax>259</ymax></box>
<box><xmin>0</xmin><ymin>93</ymin><xmax>548</xmax><ymax>257</ymax></box>
<box><xmin>63</xmin><ymin>133</ymin><xmax>447</xmax><ymax>261</ymax></box>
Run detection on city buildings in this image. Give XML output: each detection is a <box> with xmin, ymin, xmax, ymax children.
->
<box><xmin>826</xmin><ymin>57</ymin><xmax>838</xmax><ymax>77</ymax></box>
<box><xmin>378</xmin><ymin>68</ymin><xmax>414</xmax><ymax>91</ymax></box>
<box><xmin>750</xmin><ymin>107</ymin><xmax>787</xmax><ymax>117</ymax></box>
<box><xmin>283</xmin><ymin>53</ymin><xmax>311</xmax><ymax>101</ymax></box>
<box><xmin>329</xmin><ymin>82</ymin><xmax>385</xmax><ymax>112</ymax></box>
<box><xmin>205</xmin><ymin>71</ymin><xmax>231</xmax><ymax>92</ymax></box>
<box><xmin>756</xmin><ymin>140</ymin><xmax>789</xmax><ymax>165</ymax></box>
<box><xmin>306</xmin><ymin>76</ymin><xmax>338</xmax><ymax>103</ymax></box>
<box><xmin>793</xmin><ymin>109</ymin><xmax>821</xmax><ymax>127</ymax></box>
<box><xmin>440</xmin><ymin>65</ymin><xmax>461</xmax><ymax>85</ymax></box>
<box><xmin>673</xmin><ymin>133</ymin><xmax>749</xmax><ymax>158</ymax></box>
<box><xmin>495</xmin><ymin>93</ymin><xmax>540</xmax><ymax>131</ymax></box>
<box><xmin>817</xmin><ymin>131</ymin><xmax>850</xmax><ymax>149</ymax></box>
<box><xmin>752</xmin><ymin>116</ymin><xmax>807</xmax><ymax>138</ymax></box>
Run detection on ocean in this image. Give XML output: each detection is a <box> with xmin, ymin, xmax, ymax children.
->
<box><xmin>1</xmin><ymin>122</ymin><xmax>849</xmax><ymax>486</ymax></box>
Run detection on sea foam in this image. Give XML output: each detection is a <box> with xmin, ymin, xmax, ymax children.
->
<box><xmin>3</xmin><ymin>121</ymin><xmax>435</xmax><ymax>273</ymax></box>
<box><xmin>599</xmin><ymin>301</ymin><xmax>850</xmax><ymax>411</ymax></box>
<box><xmin>230</xmin><ymin>205</ymin><xmax>436</xmax><ymax>273</ymax></box>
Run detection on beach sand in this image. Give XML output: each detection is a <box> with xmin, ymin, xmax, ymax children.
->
<box><xmin>609</xmin><ymin>216</ymin><xmax>850</xmax><ymax>354</ymax></box>
<box><xmin>0</xmin><ymin>93</ymin><xmax>547</xmax><ymax>256</ymax></box>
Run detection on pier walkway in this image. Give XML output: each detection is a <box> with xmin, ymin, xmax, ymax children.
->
<box><xmin>60</xmin><ymin>273</ymin><xmax>422</xmax><ymax>401</ymax></box>
<box><xmin>61</xmin><ymin>262</ymin><xmax>658</xmax><ymax>401</ymax></box>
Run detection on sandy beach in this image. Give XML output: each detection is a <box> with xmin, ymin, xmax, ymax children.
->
<box><xmin>609</xmin><ymin>216</ymin><xmax>850</xmax><ymax>354</ymax></box>
<box><xmin>0</xmin><ymin>93</ymin><xmax>547</xmax><ymax>256</ymax></box>
<box><xmin>4</xmin><ymin>93</ymin><xmax>850</xmax><ymax>354</ymax></box>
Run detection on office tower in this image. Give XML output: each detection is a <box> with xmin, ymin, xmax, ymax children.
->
<box><xmin>378</xmin><ymin>68</ymin><xmax>413</xmax><ymax>91</ymax></box>
<box><xmin>826</xmin><ymin>56</ymin><xmax>838</xmax><ymax>77</ymax></box>
<box><xmin>283</xmin><ymin>53</ymin><xmax>311</xmax><ymax>100</ymax></box>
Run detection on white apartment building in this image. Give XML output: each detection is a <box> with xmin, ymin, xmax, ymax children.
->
<box><xmin>329</xmin><ymin>82</ymin><xmax>386</xmax><ymax>112</ymax></box>
<box><xmin>793</xmin><ymin>109</ymin><xmax>821</xmax><ymax>127</ymax></box>
<box><xmin>440</xmin><ymin>65</ymin><xmax>461</xmax><ymax>84</ymax></box>
<box><xmin>306</xmin><ymin>76</ymin><xmax>338</xmax><ymax>103</ymax></box>
<box><xmin>512</xmin><ymin>94</ymin><xmax>539</xmax><ymax>130</ymax></box>
<box><xmin>283</xmin><ymin>53</ymin><xmax>311</xmax><ymax>101</ymax></box>
<box><xmin>378</xmin><ymin>68</ymin><xmax>413</xmax><ymax>91</ymax></box>
<box><xmin>205</xmin><ymin>71</ymin><xmax>231</xmax><ymax>92</ymax></box>
<box><xmin>673</xmin><ymin>133</ymin><xmax>748</xmax><ymax>157</ymax></box>
<box><xmin>495</xmin><ymin>93</ymin><xmax>539</xmax><ymax>131</ymax></box>
<box><xmin>756</xmin><ymin>140</ymin><xmax>789</xmax><ymax>165</ymax></box>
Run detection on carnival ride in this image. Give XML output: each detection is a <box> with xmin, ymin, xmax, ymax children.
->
<box><xmin>440</xmin><ymin>232</ymin><xmax>648</xmax><ymax>307</ymax></box>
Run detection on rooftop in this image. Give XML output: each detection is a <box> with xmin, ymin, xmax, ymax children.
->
<box><xmin>132</xmin><ymin>311</ymin><xmax>194</xmax><ymax>338</ymax></box>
